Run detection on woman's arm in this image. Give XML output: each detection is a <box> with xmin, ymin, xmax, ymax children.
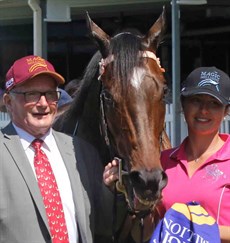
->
<box><xmin>219</xmin><ymin>225</ymin><xmax>230</xmax><ymax>243</ymax></box>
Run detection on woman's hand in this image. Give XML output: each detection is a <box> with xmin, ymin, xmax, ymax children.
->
<box><xmin>219</xmin><ymin>225</ymin><xmax>230</xmax><ymax>243</ymax></box>
<box><xmin>103</xmin><ymin>159</ymin><xmax>119</xmax><ymax>190</ymax></box>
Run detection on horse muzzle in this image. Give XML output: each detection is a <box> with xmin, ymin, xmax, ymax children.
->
<box><xmin>117</xmin><ymin>168</ymin><xmax>168</xmax><ymax>213</ymax></box>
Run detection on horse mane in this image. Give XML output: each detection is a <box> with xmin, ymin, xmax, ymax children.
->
<box><xmin>67</xmin><ymin>51</ymin><xmax>102</xmax><ymax>119</ymax></box>
<box><xmin>54</xmin><ymin>51</ymin><xmax>102</xmax><ymax>134</ymax></box>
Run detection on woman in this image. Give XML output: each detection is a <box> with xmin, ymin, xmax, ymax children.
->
<box><xmin>159</xmin><ymin>66</ymin><xmax>230</xmax><ymax>242</ymax></box>
<box><xmin>104</xmin><ymin>66</ymin><xmax>230</xmax><ymax>243</ymax></box>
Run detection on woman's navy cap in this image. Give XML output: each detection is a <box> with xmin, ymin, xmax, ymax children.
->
<box><xmin>181</xmin><ymin>66</ymin><xmax>230</xmax><ymax>105</ymax></box>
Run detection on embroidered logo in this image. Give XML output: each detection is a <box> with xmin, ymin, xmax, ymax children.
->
<box><xmin>204</xmin><ymin>164</ymin><xmax>226</xmax><ymax>182</ymax></box>
<box><xmin>197</xmin><ymin>71</ymin><xmax>220</xmax><ymax>92</ymax></box>
<box><xmin>27</xmin><ymin>56</ymin><xmax>49</xmax><ymax>73</ymax></box>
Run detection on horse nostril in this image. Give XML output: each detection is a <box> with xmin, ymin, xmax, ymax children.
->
<box><xmin>159</xmin><ymin>170</ymin><xmax>168</xmax><ymax>190</ymax></box>
<box><xmin>127</xmin><ymin>169</ymin><xmax>168</xmax><ymax>203</ymax></box>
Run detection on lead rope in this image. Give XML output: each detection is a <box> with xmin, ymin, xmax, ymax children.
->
<box><xmin>112</xmin><ymin>185</ymin><xmax>118</xmax><ymax>243</ymax></box>
<box><xmin>140</xmin><ymin>217</ymin><xmax>144</xmax><ymax>243</ymax></box>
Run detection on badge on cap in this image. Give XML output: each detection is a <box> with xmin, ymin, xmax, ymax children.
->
<box><xmin>5</xmin><ymin>78</ymin><xmax>14</xmax><ymax>90</ymax></box>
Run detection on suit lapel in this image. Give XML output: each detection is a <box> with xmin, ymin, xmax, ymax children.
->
<box><xmin>2</xmin><ymin>123</ymin><xmax>50</xmax><ymax>230</ymax></box>
<box><xmin>53</xmin><ymin>131</ymin><xmax>89</xmax><ymax>239</ymax></box>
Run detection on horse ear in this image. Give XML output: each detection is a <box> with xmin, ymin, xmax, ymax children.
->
<box><xmin>86</xmin><ymin>12</ymin><xmax>110</xmax><ymax>57</ymax></box>
<box><xmin>142</xmin><ymin>6</ymin><xmax>167</xmax><ymax>51</ymax></box>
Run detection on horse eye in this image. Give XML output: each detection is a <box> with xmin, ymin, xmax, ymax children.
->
<box><xmin>162</xmin><ymin>86</ymin><xmax>169</xmax><ymax>98</ymax></box>
<box><xmin>103</xmin><ymin>90</ymin><xmax>110</xmax><ymax>98</ymax></box>
<box><xmin>102</xmin><ymin>90</ymin><xmax>113</xmax><ymax>103</ymax></box>
<box><xmin>162</xmin><ymin>86</ymin><xmax>169</xmax><ymax>103</ymax></box>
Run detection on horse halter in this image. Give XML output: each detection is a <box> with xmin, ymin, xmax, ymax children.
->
<box><xmin>98</xmin><ymin>50</ymin><xmax>165</xmax><ymax>80</ymax></box>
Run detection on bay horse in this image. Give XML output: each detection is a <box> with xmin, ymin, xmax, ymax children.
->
<box><xmin>54</xmin><ymin>7</ymin><xmax>171</xmax><ymax>243</ymax></box>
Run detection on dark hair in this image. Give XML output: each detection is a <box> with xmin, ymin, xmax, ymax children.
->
<box><xmin>64</xmin><ymin>79</ymin><xmax>80</xmax><ymax>98</ymax></box>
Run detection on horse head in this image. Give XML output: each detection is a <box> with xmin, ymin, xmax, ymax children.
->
<box><xmin>86</xmin><ymin>8</ymin><xmax>170</xmax><ymax>214</ymax></box>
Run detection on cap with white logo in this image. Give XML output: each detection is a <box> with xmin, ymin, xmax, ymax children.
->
<box><xmin>5</xmin><ymin>55</ymin><xmax>65</xmax><ymax>91</ymax></box>
<box><xmin>181</xmin><ymin>66</ymin><xmax>230</xmax><ymax>105</ymax></box>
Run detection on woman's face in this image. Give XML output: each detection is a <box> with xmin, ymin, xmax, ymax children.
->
<box><xmin>182</xmin><ymin>94</ymin><xmax>229</xmax><ymax>136</ymax></box>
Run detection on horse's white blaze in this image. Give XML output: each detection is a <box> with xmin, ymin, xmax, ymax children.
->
<box><xmin>131</xmin><ymin>67</ymin><xmax>146</xmax><ymax>90</ymax></box>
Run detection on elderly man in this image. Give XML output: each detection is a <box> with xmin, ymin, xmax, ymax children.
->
<box><xmin>0</xmin><ymin>55</ymin><xmax>116</xmax><ymax>243</ymax></box>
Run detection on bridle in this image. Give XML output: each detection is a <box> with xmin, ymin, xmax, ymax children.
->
<box><xmin>98</xmin><ymin>50</ymin><xmax>166</xmax><ymax>242</ymax></box>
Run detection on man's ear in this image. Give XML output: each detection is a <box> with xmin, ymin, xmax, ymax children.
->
<box><xmin>3</xmin><ymin>93</ymin><xmax>12</xmax><ymax>113</ymax></box>
<box><xmin>224</xmin><ymin>105</ymin><xmax>230</xmax><ymax>116</ymax></box>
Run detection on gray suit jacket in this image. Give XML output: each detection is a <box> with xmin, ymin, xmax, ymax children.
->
<box><xmin>0</xmin><ymin>123</ymin><xmax>96</xmax><ymax>243</ymax></box>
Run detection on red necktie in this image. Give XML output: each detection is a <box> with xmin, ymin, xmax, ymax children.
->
<box><xmin>32</xmin><ymin>139</ymin><xmax>69</xmax><ymax>243</ymax></box>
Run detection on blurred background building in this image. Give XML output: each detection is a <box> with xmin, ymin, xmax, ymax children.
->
<box><xmin>0</xmin><ymin>0</ymin><xmax>229</xmax><ymax>85</ymax></box>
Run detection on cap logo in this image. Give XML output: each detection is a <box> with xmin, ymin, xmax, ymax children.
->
<box><xmin>197</xmin><ymin>71</ymin><xmax>220</xmax><ymax>92</ymax></box>
<box><xmin>27</xmin><ymin>56</ymin><xmax>49</xmax><ymax>73</ymax></box>
<box><xmin>5</xmin><ymin>77</ymin><xmax>14</xmax><ymax>90</ymax></box>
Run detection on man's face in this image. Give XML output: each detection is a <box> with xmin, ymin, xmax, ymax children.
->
<box><xmin>4</xmin><ymin>74</ymin><xmax>59</xmax><ymax>137</ymax></box>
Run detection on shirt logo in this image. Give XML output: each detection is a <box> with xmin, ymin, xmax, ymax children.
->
<box><xmin>204</xmin><ymin>164</ymin><xmax>226</xmax><ymax>182</ymax></box>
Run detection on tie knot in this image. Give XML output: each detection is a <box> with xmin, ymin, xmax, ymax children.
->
<box><xmin>31</xmin><ymin>139</ymin><xmax>43</xmax><ymax>150</ymax></box>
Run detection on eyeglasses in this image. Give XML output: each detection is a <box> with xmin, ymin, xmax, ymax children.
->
<box><xmin>10</xmin><ymin>90</ymin><xmax>61</xmax><ymax>103</ymax></box>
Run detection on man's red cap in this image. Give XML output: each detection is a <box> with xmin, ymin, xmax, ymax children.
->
<box><xmin>5</xmin><ymin>55</ymin><xmax>65</xmax><ymax>91</ymax></box>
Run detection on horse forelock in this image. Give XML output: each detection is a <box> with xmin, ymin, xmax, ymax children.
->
<box><xmin>109</xmin><ymin>33</ymin><xmax>143</xmax><ymax>95</ymax></box>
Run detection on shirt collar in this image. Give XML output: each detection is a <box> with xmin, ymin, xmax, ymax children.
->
<box><xmin>170</xmin><ymin>134</ymin><xmax>230</xmax><ymax>162</ymax></box>
<box><xmin>169</xmin><ymin>138</ymin><xmax>187</xmax><ymax>161</ymax></box>
<box><xmin>13</xmin><ymin>123</ymin><xmax>54</xmax><ymax>151</ymax></box>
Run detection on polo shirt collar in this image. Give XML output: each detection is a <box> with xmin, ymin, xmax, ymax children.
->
<box><xmin>169</xmin><ymin>134</ymin><xmax>230</xmax><ymax>163</ymax></box>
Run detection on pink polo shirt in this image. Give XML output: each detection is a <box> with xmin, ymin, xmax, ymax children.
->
<box><xmin>160</xmin><ymin>133</ymin><xmax>230</xmax><ymax>226</ymax></box>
